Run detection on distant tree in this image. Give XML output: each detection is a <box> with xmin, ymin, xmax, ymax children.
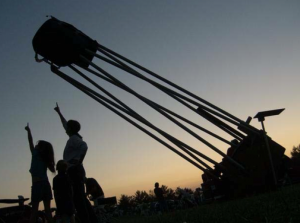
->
<box><xmin>134</xmin><ymin>190</ymin><xmax>150</xmax><ymax>204</ymax></box>
<box><xmin>161</xmin><ymin>185</ymin><xmax>176</xmax><ymax>200</ymax></box>
<box><xmin>161</xmin><ymin>185</ymin><xmax>169</xmax><ymax>193</ymax></box>
<box><xmin>175</xmin><ymin>187</ymin><xmax>195</xmax><ymax>201</ymax></box>
<box><xmin>183</xmin><ymin>187</ymin><xmax>194</xmax><ymax>194</ymax></box>
<box><xmin>291</xmin><ymin>144</ymin><xmax>300</xmax><ymax>159</ymax></box>
<box><xmin>119</xmin><ymin>194</ymin><xmax>134</xmax><ymax>210</ymax></box>
<box><xmin>175</xmin><ymin>187</ymin><xmax>182</xmax><ymax>196</ymax></box>
<box><xmin>291</xmin><ymin>144</ymin><xmax>300</xmax><ymax>165</ymax></box>
<box><xmin>148</xmin><ymin>190</ymin><xmax>156</xmax><ymax>202</ymax></box>
<box><xmin>175</xmin><ymin>187</ymin><xmax>194</xmax><ymax>195</ymax></box>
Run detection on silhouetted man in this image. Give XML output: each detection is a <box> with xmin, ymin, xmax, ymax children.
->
<box><xmin>154</xmin><ymin>182</ymin><xmax>167</xmax><ymax>212</ymax></box>
<box><xmin>54</xmin><ymin>103</ymin><xmax>97</xmax><ymax>223</ymax></box>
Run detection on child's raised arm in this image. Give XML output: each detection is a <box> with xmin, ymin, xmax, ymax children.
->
<box><xmin>54</xmin><ymin>102</ymin><xmax>68</xmax><ymax>132</ymax></box>
<box><xmin>25</xmin><ymin>123</ymin><xmax>34</xmax><ymax>153</ymax></box>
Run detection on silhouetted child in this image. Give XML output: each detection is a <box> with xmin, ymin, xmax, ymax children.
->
<box><xmin>25</xmin><ymin>123</ymin><xmax>54</xmax><ymax>223</ymax></box>
<box><xmin>53</xmin><ymin>160</ymin><xmax>75</xmax><ymax>223</ymax></box>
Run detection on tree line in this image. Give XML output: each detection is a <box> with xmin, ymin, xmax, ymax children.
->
<box><xmin>118</xmin><ymin>185</ymin><xmax>195</xmax><ymax>209</ymax></box>
<box><xmin>291</xmin><ymin>144</ymin><xmax>300</xmax><ymax>164</ymax></box>
<box><xmin>117</xmin><ymin>145</ymin><xmax>300</xmax><ymax>210</ymax></box>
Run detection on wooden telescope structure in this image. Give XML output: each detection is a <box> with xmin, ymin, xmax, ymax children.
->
<box><xmin>32</xmin><ymin>17</ymin><xmax>290</xmax><ymax>198</ymax></box>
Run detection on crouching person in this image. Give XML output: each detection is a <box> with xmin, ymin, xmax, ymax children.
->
<box><xmin>86</xmin><ymin>178</ymin><xmax>105</xmax><ymax>205</ymax></box>
<box><xmin>53</xmin><ymin>160</ymin><xmax>75</xmax><ymax>223</ymax></box>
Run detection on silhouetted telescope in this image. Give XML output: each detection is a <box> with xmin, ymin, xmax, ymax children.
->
<box><xmin>32</xmin><ymin>17</ymin><xmax>287</xmax><ymax>195</ymax></box>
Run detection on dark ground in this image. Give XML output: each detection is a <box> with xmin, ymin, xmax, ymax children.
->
<box><xmin>112</xmin><ymin>184</ymin><xmax>300</xmax><ymax>223</ymax></box>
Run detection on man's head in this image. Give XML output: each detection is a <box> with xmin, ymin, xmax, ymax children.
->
<box><xmin>66</xmin><ymin>120</ymin><xmax>81</xmax><ymax>136</ymax></box>
<box><xmin>155</xmin><ymin>182</ymin><xmax>159</xmax><ymax>188</ymax></box>
<box><xmin>56</xmin><ymin>160</ymin><xmax>68</xmax><ymax>173</ymax></box>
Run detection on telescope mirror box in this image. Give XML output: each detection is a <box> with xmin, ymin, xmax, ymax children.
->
<box><xmin>32</xmin><ymin>17</ymin><xmax>97</xmax><ymax>68</ymax></box>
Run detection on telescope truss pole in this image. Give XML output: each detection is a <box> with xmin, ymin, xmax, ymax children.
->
<box><xmin>50</xmin><ymin>64</ymin><xmax>222</xmax><ymax>179</ymax></box>
<box><xmin>80</xmin><ymin>50</ymin><xmax>246</xmax><ymax>171</ymax></box>
<box><xmin>83</xmin><ymin>64</ymin><xmax>236</xmax><ymax>147</ymax></box>
<box><xmin>68</xmin><ymin>64</ymin><xmax>226</xmax><ymax>168</ymax></box>
<box><xmin>96</xmin><ymin>44</ymin><xmax>260</xmax><ymax>135</ymax></box>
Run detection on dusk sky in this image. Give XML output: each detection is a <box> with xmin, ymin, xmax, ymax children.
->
<box><xmin>1</xmin><ymin>1</ymin><xmax>300</xmax><ymax>207</ymax></box>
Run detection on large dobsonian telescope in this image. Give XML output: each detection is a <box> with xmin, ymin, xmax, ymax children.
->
<box><xmin>32</xmin><ymin>17</ymin><xmax>298</xmax><ymax>199</ymax></box>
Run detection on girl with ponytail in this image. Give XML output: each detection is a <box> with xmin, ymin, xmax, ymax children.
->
<box><xmin>25</xmin><ymin>123</ymin><xmax>54</xmax><ymax>223</ymax></box>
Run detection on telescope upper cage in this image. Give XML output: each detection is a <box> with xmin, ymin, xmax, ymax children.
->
<box><xmin>32</xmin><ymin>17</ymin><xmax>97</xmax><ymax>68</ymax></box>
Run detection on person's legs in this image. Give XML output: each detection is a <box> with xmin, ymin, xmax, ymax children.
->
<box><xmin>157</xmin><ymin>201</ymin><xmax>163</xmax><ymax>212</ymax></box>
<box><xmin>43</xmin><ymin>200</ymin><xmax>53</xmax><ymax>223</ymax></box>
<box><xmin>162</xmin><ymin>200</ymin><xmax>169</xmax><ymax>212</ymax></box>
<box><xmin>68</xmin><ymin>165</ymin><xmax>98</xmax><ymax>223</ymax></box>
<box><xmin>40</xmin><ymin>180</ymin><xmax>54</xmax><ymax>223</ymax></box>
<box><xmin>29</xmin><ymin>202</ymin><xmax>39</xmax><ymax>223</ymax></box>
<box><xmin>85</xmin><ymin>197</ymin><xmax>98</xmax><ymax>223</ymax></box>
<box><xmin>72</xmin><ymin>180</ymin><xmax>90</xmax><ymax>222</ymax></box>
<box><xmin>72</xmin><ymin>182</ymin><xmax>98</xmax><ymax>223</ymax></box>
<box><xmin>30</xmin><ymin>182</ymin><xmax>42</xmax><ymax>223</ymax></box>
<box><xmin>69</xmin><ymin>165</ymin><xmax>92</xmax><ymax>223</ymax></box>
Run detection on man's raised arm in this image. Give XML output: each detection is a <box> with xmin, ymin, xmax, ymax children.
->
<box><xmin>54</xmin><ymin>103</ymin><xmax>68</xmax><ymax>131</ymax></box>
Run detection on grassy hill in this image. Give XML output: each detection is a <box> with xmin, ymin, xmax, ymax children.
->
<box><xmin>112</xmin><ymin>184</ymin><xmax>300</xmax><ymax>223</ymax></box>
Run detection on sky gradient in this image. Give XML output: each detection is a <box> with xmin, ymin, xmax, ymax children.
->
<box><xmin>1</xmin><ymin>0</ymin><xmax>300</xmax><ymax>207</ymax></box>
